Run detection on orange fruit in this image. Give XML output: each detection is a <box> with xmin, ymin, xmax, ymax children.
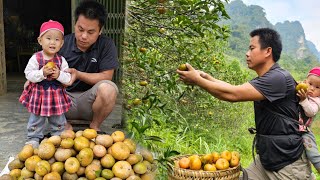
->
<box><xmin>77</xmin><ymin>147</ymin><xmax>94</xmax><ymax>167</ymax></box>
<box><xmin>82</xmin><ymin>129</ymin><xmax>97</xmax><ymax>139</ymax></box>
<box><xmin>18</xmin><ymin>144</ymin><xmax>34</xmax><ymax>161</ymax></box>
<box><xmin>43</xmin><ymin>171</ymin><xmax>61</xmax><ymax>180</ymax></box>
<box><xmin>201</xmin><ymin>153</ymin><xmax>214</xmax><ymax>164</ymax></box>
<box><xmin>101</xmin><ymin>169</ymin><xmax>114</xmax><ymax>179</ymax></box>
<box><xmin>45</xmin><ymin>62</ymin><xmax>56</xmax><ymax>69</ymax></box>
<box><xmin>296</xmin><ymin>83</ymin><xmax>308</xmax><ymax>92</ymax></box>
<box><xmin>230</xmin><ymin>155</ymin><xmax>240</xmax><ymax>167</ymax></box>
<box><xmin>93</xmin><ymin>144</ymin><xmax>107</xmax><ymax>158</ymax></box>
<box><xmin>139</xmin><ymin>48</ymin><xmax>147</xmax><ymax>53</ymax></box>
<box><xmin>51</xmin><ymin>161</ymin><xmax>65</xmax><ymax>175</ymax></box>
<box><xmin>133</xmin><ymin>162</ymin><xmax>147</xmax><ymax>175</ymax></box>
<box><xmin>126</xmin><ymin>154</ymin><xmax>143</xmax><ymax>165</ymax></box>
<box><xmin>76</xmin><ymin>166</ymin><xmax>85</xmax><ymax>176</ymax></box>
<box><xmin>95</xmin><ymin>134</ymin><xmax>114</xmax><ymax>148</ymax></box>
<box><xmin>140</xmin><ymin>148</ymin><xmax>154</xmax><ymax>163</ymax></box>
<box><xmin>74</xmin><ymin>136</ymin><xmax>90</xmax><ymax>151</ymax></box>
<box><xmin>157</xmin><ymin>6</ymin><xmax>166</xmax><ymax>14</ymax></box>
<box><xmin>112</xmin><ymin>161</ymin><xmax>132</xmax><ymax>179</ymax></box>
<box><xmin>178</xmin><ymin>64</ymin><xmax>188</xmax><ymax>71</ymax></box>
<box><xmin>38</xmin><ymin>142</ymin><xmax>56</xmax><ymax>160</ymax></box>
<box><xmin>101</xmin><ymin>154</ymin><xmax>116</xmax><ymax>168</ymax></box>
<box><xmin>211</xmin><ymin>152</ymin><xmax>220</xmax><ymax>163</ymax></box>
<box><xmin>111</xmin><ymin>130</ymin><xmax>126</xmax><ymax>142</ymax></box>
<box><xmin>110</xmin><ymin>142</ymin><xmax>130</xmax><ymax>160</ymax></box>
<box><xmin>10</xmin><ymin>169</ymin><xmax>22</xmax><ymax>179</ymax></box>
<box><xmin>35</xmin><ymin>160</ymin><xmax>51</xmax><ymax>176</ymax></box>
<box><xmin>47</xmin><ymin>135</ymin><xmax>61</xmax><ymax>147</ymax></box>
<box><xmin>60</xmin><ymin>138</ymin><xmax>74</xmax><ymax>149</ymax></box>
<box><xmin>215</xmin><ymin>158</ymin><xmax>229</xmax><ymax>170</ymax></box>
<box><xmin>159</xmin><ymin>28</ymin><xmax>166</xmax><ymax>34</ymax></box>
<box><xmin>188</xmin><ymin>154</ymin><xmax>200</xmax><ymax>162</ymax></box>
<box><xmin>178</xmin><ymin>157</ymin><xmax>190</xmax><ymax>169</ymax></box>
<box><xmin>25</xmin><ymin>155</ymin><xmax>41</xmax><ymax>172</ymax></box>
<box><xmin>190</xmin><ymin>157</ymin><xmax>201</xmax><ymax>170</ymax></box>
<box><xmin>123</xmin><ymin>138</ymin><xmax>137</xmax><ymax>153</ymax></box>
<box><xmin>220</xmin><ymin>150</ymin><xmax>232</xmax><ymax>161</ymax></box>
<box><xmin>139</xmin><ymin>81</ymin><xmax>148</xmax><ymax>86</ymax></box>
<box><xmin>204</xmin><ymin>163</ymin><xmax>217</xmax><ymax>171</ymax></box>
<box><xmin>54</xmin><ymin>148</ymin><xmax>72</xmax><ymax>162</ymax></box>
<box><xmin>64</xmin><ymin>157</ymin><xmax>80</xmax><ymax>174</ymax></box>
<box><xmin>21</xmin><ymin>167</ymin><xmax>34</xmax><ymax>178</ymax></box>
<box><xmin>231</xmin><ymin>151</ymin><xmax>241</xmax><ymax>160</ymax></box>
<box><xmin>85</xmin><ymin>163</ymin><xmax>100</xmax><ymax>180</ymax></box>
<box><xmin>132</xmin><ymin>98</ymin><xmax>142</xmax><ymax>106</ymax></box>
<box><xmin>60</xmin><ymin>130</ymin><xmax>76</xmax><ymax>139</ymax></box>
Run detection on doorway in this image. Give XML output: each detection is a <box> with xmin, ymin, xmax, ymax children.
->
<box><xmin>3</xmin><ymin>0</ymin><xmax>71</xmax><ymax>73</ymax></box>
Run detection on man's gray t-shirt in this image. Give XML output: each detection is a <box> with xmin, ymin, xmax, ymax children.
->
<box><xmin>249</xmin><ymin>63</ymin><xmax>304</xmax><ymax>171</ymax></box>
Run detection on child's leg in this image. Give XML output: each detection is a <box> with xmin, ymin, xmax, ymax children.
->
<box><xmin>27</xmin><ymin>113</ymin><xmax>46</xmax><ymax>143</ymax></box>
<box><xmin>48</xmin><ymin>114</ymin><xmax>66</xmax><ymax>136</ymax></box>
<box><xmin>302</xmin><ymin>131</ymin><xmax>320</xmax><ymax>173</ymax></box>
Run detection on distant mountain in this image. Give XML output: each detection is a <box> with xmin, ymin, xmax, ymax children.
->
<box><xmin>275</xmin><ymin>21</ymin><xmax>320</xmax><ymax>59</ymax></box>
<box><xmin>306</xmin><ymin>41</ymin><xmax>320</xmax><ymax>59</ymax></box>
<box><xmin>223</xmin><ymin>0</ymin><xmax>320</xmax><ymax>61</ymax></box>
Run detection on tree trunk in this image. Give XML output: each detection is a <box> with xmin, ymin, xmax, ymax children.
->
<box><xmin>0</xmin><ymin>0</ymin><xmax>7</xmax><ymax>95</ymax></box>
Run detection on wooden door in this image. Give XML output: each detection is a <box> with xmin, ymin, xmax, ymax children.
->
<box><xmin>0</xmin><ymin>0</ymin><xmax>7</xmax><ymax>95</ymax></box>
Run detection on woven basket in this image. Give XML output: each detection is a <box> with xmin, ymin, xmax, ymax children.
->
<box><xmin>168</xmin><ymin>154</ymin><xmax>241</xmax><ymax>180</ymax></box>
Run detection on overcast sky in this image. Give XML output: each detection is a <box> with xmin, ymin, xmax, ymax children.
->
<box><xmin>238</xmin><ymin>0</ymin><xmax>320</xmax><ymax>51</ymax></box>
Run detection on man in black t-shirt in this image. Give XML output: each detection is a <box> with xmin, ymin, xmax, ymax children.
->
<box><xmin>59</xmin><ymin>1</ymin><xmax>119</xmax><ymax>131</ymax></box>
<box><xmin>177</xmin><ymin>28</ymin><xmax>312</xmax><ymax>179</ymax></box>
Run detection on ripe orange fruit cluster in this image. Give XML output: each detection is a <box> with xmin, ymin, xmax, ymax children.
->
<box><xmin>177</xmin><ymin>150</ymin><xmax>240</xmax><ymax>172</ymax></box>
<box><xmin>7</xmin><ymin>129</ymin><xmax>156</xmax><ymax>180</ymax></box>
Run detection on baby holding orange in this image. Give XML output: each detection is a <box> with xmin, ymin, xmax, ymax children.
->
<box><xmin>19</xmin><ymin>20</ymin><xmax>71</xmax><ymax>148</ymax></box>
<box><xmin>297</xmin><ymin>67</ymin><xmax>320</xmax><ymax>173</ymax></box>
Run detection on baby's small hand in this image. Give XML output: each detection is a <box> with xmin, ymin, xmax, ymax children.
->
<box><xmin>51</xmin><ymin>66</ymin><xmax>60</xmax><ymax>79</ymax></box>
<box><xmin>297</xmin><ymin>89</ymin><xmax>307</xmax><ymax>101</ymax></box>
<box><xmin>43</xmin><ymin>66</ymin><xmax>53</xmax><ymax>77</ymax></box>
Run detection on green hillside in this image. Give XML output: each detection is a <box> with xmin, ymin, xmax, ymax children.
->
<box><xmin>223</xmin><ymin>0</ymin><xmax>319</xmax><ymax>81</ymax></box>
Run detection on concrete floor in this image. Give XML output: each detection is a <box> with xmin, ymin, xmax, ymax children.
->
<box><xmin>0</xmin><ymin>73</ymin><xmax>124</xmax><ymax>172</ymax></box>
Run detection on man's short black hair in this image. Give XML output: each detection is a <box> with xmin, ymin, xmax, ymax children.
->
<box><xmin>75</xmin><ymin>0</ymin><xmax>107</xmax><ymax>30</ymax></box>
<box><xmin>250</xmin><ymin>28</ymin><xmax>282</xmax><ymax>62</ymax></box>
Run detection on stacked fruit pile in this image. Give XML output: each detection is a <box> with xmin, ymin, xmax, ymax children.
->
<box><xmin>175</xmin><ymin>150</ymin><xmax>240</xmax><ymax>171</ymax></box>
<box><xmin>2</xmin><ymin>129</ymin><xmax>156</xmax><ymax>180</ymax></box>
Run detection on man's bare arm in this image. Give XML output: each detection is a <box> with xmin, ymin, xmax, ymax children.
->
<box><xmin>178</xmin><ymin>64</ymin><xmax>265</xmax><ymax>102</ymax></box>
<box><xmin>66</xmin><ymin>68</ymin><xmax>114</xmax><ymax>86</ymax></box>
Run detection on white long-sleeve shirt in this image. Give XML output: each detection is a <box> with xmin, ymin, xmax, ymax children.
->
<box><xmin>24</xmin><ymin>53</ymin><xmax>71</xmax><ymax>84</ymax></box>
<box><xmin>299</xmin><ymin>96</ymin><xmax>320</xmax><ymax>118</ymax></box>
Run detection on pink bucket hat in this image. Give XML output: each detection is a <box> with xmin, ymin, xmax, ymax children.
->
<box><xmin>39</xmin><ymin>20</ymin><xmax>64</xmax><ymax>37</ymax></box>
<box><xmin>308</xmin><ymin>67</ymin><xmax>320</xmax><ymax>77</ymax></box>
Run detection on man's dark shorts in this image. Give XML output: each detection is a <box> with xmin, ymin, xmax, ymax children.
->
<box><xmin>65</xmin><ymin>80</ymin><xmax>118</xmax><ymax>121</ymax></box>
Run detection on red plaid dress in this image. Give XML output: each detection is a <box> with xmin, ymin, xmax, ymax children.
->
<box><xmin>19</xmin><ymin>52</ymin><xmax>72</xmax><ymax>116</ymax></box>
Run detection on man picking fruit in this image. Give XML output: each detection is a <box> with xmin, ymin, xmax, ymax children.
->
<box><xmin>297</xmin><ymin>67</ymin><xmax>320</xmax><ymax>174</ymax></box>
<box><xmin>177</xmin><ymin>28</ymin><xmax>312</xmax><ymax>179</ymax></box>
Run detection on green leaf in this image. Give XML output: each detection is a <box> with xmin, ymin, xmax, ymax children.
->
<box><xmin>144</xmin><ymin>135</ymin><xmax>164</xmax><ymax>142</ymax></box>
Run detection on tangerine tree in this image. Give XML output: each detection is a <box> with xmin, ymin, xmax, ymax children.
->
<box><xmin>122</xmin><ymin>0</ymin><xmax>253</xmax><ymax>178</ymax></box>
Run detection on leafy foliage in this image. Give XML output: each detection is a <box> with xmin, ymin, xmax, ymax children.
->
<box><xmin>122</xmin><ymin>0</ymin><xmax>255</xmax><ymax>178</ymax></box>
